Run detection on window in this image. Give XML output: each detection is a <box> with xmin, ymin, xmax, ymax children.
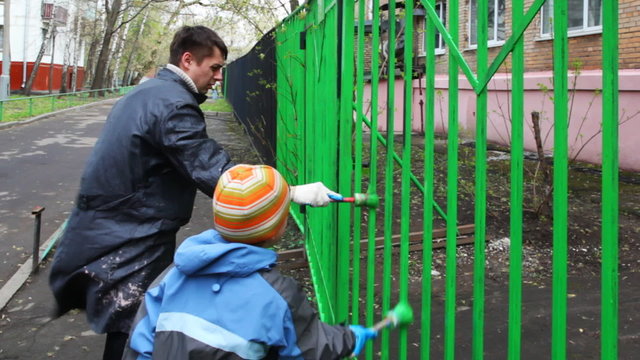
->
<box><xmin>0</xmin><ymin>26</ymin><xmax>3</xmax><ymax>51</ymax></box>
<box><xmin>417</xmin><ymin>2</ymin><xmax>446</xmax><ymax>56</ymax></box>
<box><xmin>541</xmin><ymin>0</ymin><xmax>602</xmax><ymax>36</ymax></box>
<box><xmin>469</xmin><ymin>0</ymin><xmax>506</xmax><ymax>47</ymax></box>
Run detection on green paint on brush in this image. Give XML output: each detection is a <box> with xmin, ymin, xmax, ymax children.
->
<box><xmin>373</xmin><ymin>302</ymin><xmax>414</xmax><ymax>331</ymax></box>
<box><xmin>354</xmin><ymin>193</ymin><xmax>379</xmax><ymax>208</ymax></box>
<box><xmin>389</xmin><ymin>301</ymin><xmax>414</xmax><ymax>327</ymax></box>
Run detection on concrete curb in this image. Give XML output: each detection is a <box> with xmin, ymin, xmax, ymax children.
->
<box><xmin>0</xmin><ymin>98</ymin><xmax>117</xmax><ymax>131</ymax></box>
<box><xmin>0</xmin><ymin>219</ymin><xmax>67</xmax><ymax>310</ymax></box>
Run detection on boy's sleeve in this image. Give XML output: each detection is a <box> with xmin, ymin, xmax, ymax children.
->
<box><xmin>122</xmin><ymin>281</ymin><xmax>166</xmax><ymax>360</ymax></box>
<box><xmin>263</xmin><ymin>270</ymin><xmax>356</xmax><ymax>359</ymax></box>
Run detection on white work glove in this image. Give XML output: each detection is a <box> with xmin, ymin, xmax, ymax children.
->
<box><xmin>290</xmin><ymin>182</ymin><xmax>340</xmax><ymax>207</ymax></box>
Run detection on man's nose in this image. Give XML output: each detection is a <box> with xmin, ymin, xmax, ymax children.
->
<box><xmin>213</xmin><ymin>70</ymin><xmax>223</xmax><ymax>81</ymax></box>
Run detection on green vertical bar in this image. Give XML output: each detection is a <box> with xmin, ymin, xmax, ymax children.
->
<box><xmin>382</xmin><ymin>0</ymin><xmax>397</xmax><ymax>357</ymax></box>
<box><xmin>508</xmin><ymin>0</ymin><xmax>525</xmax><ymax>358</ymax></box>
<box><xmin>551</xmin><ymin>0</ymin><xmax>569</xmax><ymax>358</ymax></box>
<box><xmin>473</xmin><ymin>0</ymin><xmax>488</xmax><ymax>358</ymax></box>
<box><xmin>0</xmin><ymin>101</ymin><xmax>3</xmax><ymax>122</ymax></box>
<box><xmin>399</xmin><ymin>1</ymin><xmax>413</xmax><ymax>358</ymax></box>
<box><xmin>445</xmin><ymin>0</ymin><xmax>459</xmax><ymax>358</ymax></box>
<box><xmin>29</xmin><ymin>98</ymin><xmax>33</xmax><ymax>117</ymax></box>
<box><xmin>421</xmin><ymin>1</ymin><xmax>437</xmax><ymax>358</ymax></box>
<box><xmin>322</xmin><ymin>11</ymin><xmax>340</xmax><ymax>321</ymax></box>
<box><xmin>337</xmin><ymin>0</ymin><xmax>355</xmax><ymax>325</ymax></box>
<box><xmin>223</xmin><ymin>69</ymin><xmax>228</xmax><ymax>97</ymax></box>
<box><xmin>351</xmin><ymin>0</ymin><xmax>367</xmax><ymax>326</ymax></box>
<box><xmin>329</xmin><ymin>9</ymin><xmax>341</xmax><ymax>322</ymax></box>
<box><xmin>51</xmin><ymin>95</ymin><xmax>55</xmax><ymax>111</ymax></box>
<box><xmin>366</xmin><ymin>1</ymin><xmax>381</xmax><ymax>358</ymax></box>
<box><xmin>601</xmin><ymin>0</ymin><xmax>619</xmax><ymax>358</ymax></box>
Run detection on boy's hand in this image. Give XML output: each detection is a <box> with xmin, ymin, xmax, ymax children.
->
<box><xmin>349</xmin><ymin>325</ymin><xmax>378</xmax><ymax>357</ymax></box>
<box><xmin>290</xmin><ymin>182</ymin><xmax>340</xmax><ymax>207</ymax></box>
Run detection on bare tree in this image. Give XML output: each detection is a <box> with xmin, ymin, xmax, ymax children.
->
<box><xmin>122</xmin><ymin>10</ymin><xmax>149</xmax><ymax>85</ymax></box>
<box><xmin>91</xmin><ymin>0</ymin><xmax>160</xmax><ymax>90</ymax></box>
<box><xmin>24</xmin><ymin>12</ymin><xmax>56</xmax><ymax>96</ymax></box>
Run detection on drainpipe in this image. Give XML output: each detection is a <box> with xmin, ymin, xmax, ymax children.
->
<box><xmin>22</xmin><ymin>0</ymin><xmax>29</xmax><ymax>88</ymax></box>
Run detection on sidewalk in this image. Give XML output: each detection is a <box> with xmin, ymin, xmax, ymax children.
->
<box><xmin>0</xmin><ymin>100</ymin><xmax>261</xmax><ymax>359</ymax></box>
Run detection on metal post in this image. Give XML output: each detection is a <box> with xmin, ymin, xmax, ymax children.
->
<box><xmin>31</xmin><ymin>206</ymin><xmax>45</xmax><ymax>274</ymax></box>
<box><xmin>0</xmin><ymin>0</ymin><xmax>12</xmax><ymax>100</ymax></box>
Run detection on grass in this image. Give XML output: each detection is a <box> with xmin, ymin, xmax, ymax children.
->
<box><xmin>0</xmin><ymin>88</ymin><xmax>133</xmax><ymax>123</ymax></box>
<box><xmin>0</xmin><ymin>91</ymin><xmax>232</xmax><ymax>124</ymax></box>
<box><xmin>199</xmin><ymin>98</ymin><xmax>233</xmax><ymax>112</ymax></box>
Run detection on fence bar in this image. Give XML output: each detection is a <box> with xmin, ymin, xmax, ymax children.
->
<box><xmin>337</xmin><ymin>0</ymin><xmax>355</xmax><ymax>324</ymax></box>
<box><xmin>472</xmin><ymin>0</ymin><xmax>488</xmax><ymax>358</ymax></box>
<box><xmin>399</xmin><ymin>1</ymin><xmax>414</xmax><ymax>358</ymax></box>
<box><xmin>365</xmin><ymin>1</ymin><xmax>381</xmax><ymax>358</ymax></box>
<box><xmin>551</xmin><ymin>0</ymin><xmax>569</xmax><ymax>358</ymax></box>
<box><xmin>445</xmin><ymin>0</ymin><xmax>459</xmax><ymax>358</ymax></box>
<box><xmin>508</xmin><ymin>0</ymin><xmax>525</xmax><ymax>358</ymax></box>
<box><xmin>421</xmin><ymin>1</ymin><xmax>437</xmax><ymax>358</ymax></box>
<box><xmin>381</xmin><ymin>0</ymin><xmax>398</xmax><ymax>356</ymax></box>
<box><xmin>601</xmin><ymin>0</ymin><xmax>619</xmax><ymax>357</ymax></box>
<box><xmin>351</xmin><ymin>0</ymin><xmax>366</xmax><ymax>326</ymax></box>
<box><xmin>354</xmin><ymin>109</ymin><xmax>449</xmax><ymax>222</ymax></box>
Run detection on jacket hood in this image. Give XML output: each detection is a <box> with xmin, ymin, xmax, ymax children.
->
<box><xmin>174</xmin><ymin>229</ymin><xmax>277</xmax><ymax>276</ymax></box>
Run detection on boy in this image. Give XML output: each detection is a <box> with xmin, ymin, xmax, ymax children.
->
<box><xmin>123</xmin><ymin>164</ymin><xmax>377</xmax><ymax>359</ymax></box>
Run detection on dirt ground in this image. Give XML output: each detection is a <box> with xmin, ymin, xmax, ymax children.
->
<box><xmin>277</xmin><ymin>134</ymin><xmax>640</xmax><ymax>359</ymax></box>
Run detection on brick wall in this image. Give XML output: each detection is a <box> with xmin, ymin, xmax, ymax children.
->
<box><xmin>424</xmin><ymin>0</ymin><xmax>640</xmax><ymax>73</ymax></box>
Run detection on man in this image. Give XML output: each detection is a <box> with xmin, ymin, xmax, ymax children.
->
<box><xmin>49</xmin><ymin>26</ymin><xmax>336</xmax><ymax>360</ymax></box>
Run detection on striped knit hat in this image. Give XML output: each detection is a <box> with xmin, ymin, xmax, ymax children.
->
<box><xmin>213</xmin><ymin>164</ymin><xmax>291</xmax><ymax>244</ymax></box>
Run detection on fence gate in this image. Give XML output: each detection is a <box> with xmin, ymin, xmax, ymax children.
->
<box><xmin>274</xmin><ymin>0</ymin><xmax>620</xmax><ymax>358</ymax></box>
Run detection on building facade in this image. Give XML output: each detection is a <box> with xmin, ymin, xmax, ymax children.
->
<box><xmin>0</xmin><ymin>0</ymin><xmax>85</xmax><ymax>92</ymax></box>
<box><xmin>365</xmin><ymin>0</ymin><xmax>640</xmax><ymax>171</ymax></box>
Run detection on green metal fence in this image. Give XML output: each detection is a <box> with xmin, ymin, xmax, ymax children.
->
<box><xmin>0</xmin><ymin>86</ymin><xmax>135</xmax><ymax>123</ymax></box>
<box><xmin>275</xmin><ymin>0</ymin><xmax>619</xmax><ymax>358</ymax></box>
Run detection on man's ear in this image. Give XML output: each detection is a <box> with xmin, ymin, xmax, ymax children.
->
<box><xmin>179</xmin><ymin>52</ymin><xmax>194</xmax><ymax>72</ymax></box>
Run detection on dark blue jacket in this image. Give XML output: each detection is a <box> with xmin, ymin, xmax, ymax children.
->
<box><xmin>123</xmin><ymin>229</ymin><xmax>356</xmax><ymax>359</ymax></box>
<box><xmin>49</xmin><ymin>68</ymin><xmax>233</xmax><ymax>333</ymax></box>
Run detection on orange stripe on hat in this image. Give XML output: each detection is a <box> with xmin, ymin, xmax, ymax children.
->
<box><xmin>213</xmin><ymin>164</ymin><xmax>291</xmax><ymax>244</ymax></box>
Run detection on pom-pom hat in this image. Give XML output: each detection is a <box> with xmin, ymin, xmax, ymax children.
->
<box><xmin>213</xmin><ymin>164</ymin><xmax>290</xmax><ymax>244</ymax></box>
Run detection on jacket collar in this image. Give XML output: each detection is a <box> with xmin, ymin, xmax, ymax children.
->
<box><xmin>158</xmin><ymin>67</ymin><xmax>209</xmax><ymax>104</ymax></box>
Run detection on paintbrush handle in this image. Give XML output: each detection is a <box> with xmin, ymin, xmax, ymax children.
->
<box><xmin>372</xmin><ymin>317</ymin><xmax>394</xmax><ymax>331</ymax></box>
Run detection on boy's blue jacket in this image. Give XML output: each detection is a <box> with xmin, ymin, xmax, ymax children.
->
<box><xmin>123</xmin><ymin>229</ymin><xmax>356</xmax><ymax>359</ymax></box>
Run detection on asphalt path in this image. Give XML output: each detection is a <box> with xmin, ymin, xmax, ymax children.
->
<box><xmin>0</xmin><ymin>98</ymin><xmax>261</xmax><ymax>359</ymax></box>
<box><xmin>0</xmin><ymin>101</ymin><xmax>115</xmax><ymax>284</ymax></box>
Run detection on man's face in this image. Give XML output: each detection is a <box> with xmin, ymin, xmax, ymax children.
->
<box><xmin>183</xmin><ymin>46</ymin><xmax>225</xmax><ymax>94</ymax></box>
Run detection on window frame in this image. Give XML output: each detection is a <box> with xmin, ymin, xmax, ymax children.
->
<box><xmin>417</xmin><ymin>2</ymin><xmax>446</xmax><ymax>57</ymax></box>
<box><xmin>540</xmin><ymin>0</ymin><xmax>603</xmax><ymax>38</ymax></box>
<box><xmin>468</xmin><ymin>0</ymin><xmax>506</xmax><ymax>48</ymax></box>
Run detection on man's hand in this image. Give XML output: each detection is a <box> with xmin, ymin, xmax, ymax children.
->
<box><xmin>289</xmin><ymin>182</ymin><xmax>340</xmax><ymax>207</ymax></box>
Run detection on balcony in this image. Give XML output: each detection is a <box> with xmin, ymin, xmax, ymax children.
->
<box><xmin>41</xmin><ymin>3</ymin><xmax>68</xmax><ymax>26</ymax></box>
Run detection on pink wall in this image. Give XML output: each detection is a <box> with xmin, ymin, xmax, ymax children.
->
<box><xmin>363</xmin><ymin>70</ymin><xmax>640</xmax><ymax>171</ymax></box>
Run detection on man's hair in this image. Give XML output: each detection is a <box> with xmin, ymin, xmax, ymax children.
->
<box><xmin>169</xmin><ymin>25</ymin><xmax>228</xmax><ymax>65</ymax></box>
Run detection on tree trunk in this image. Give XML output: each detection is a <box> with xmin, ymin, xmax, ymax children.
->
<box><xmin>83</xmin><ymin>0</ymin><xmax>102</xmax><ymax>88</ymax></box>
<box><xmin>71</xmin><ymin>14</ymin><xmax>81</xmax><ymax>92</ymax></box>
<box><xmin>289</xmin><ymin>0</ymin><xmax>299</xmax><ymax>11</ymax></box>
<box><xmin>24</xmin><ymin>20</ymin><xmax>55</xmax><ymax>96</ymax></box>
<box><xmin>60</xmin><ymin>15</ymin><xmax>75</xmax><ymax>94</ymax></box>
<box><xmin>122</xmin><ymin>10</ymin><xmax>148</xmax><ymax>85</ymax></box>
<box><xmin>91</xmin><ymin>0</ymin><xmax>122</xmax><ymax>90</ymax></box>
<box><xmin>110</xmin><ymin>9</ymin><xmax>130</xmax><ymax>88</ymax></box>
